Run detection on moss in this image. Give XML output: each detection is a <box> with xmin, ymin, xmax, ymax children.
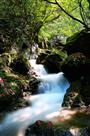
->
<box><xmin>0</xmin><ymin>53</ymin><xmax>11</xmax><ymax>67</ymax></box>
<box><xmin>66</xmin><ymin>30</ymin><xmax>82</xmax><ymax>45</ymax></box>
<box><xmin>52</xmin><ymin>48</ymin><xmax>67</xmax><ymax>60</ymax></box>
<box><xmin>10</xmin><ymin>55</ymin><xmax>31</xmax><ymax>75</ymax></box>
<box><xmin>61</xmin><ymin>52</ymin><xmax>90</xmax><ymax>81</ymax></box>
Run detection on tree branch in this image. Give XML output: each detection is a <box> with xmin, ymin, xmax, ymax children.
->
<box><xmin>44</xmin><ymin>0</ymin><xmax>89</xmax><ymax>29</ymax></box>
<box><xmin>44</xmin><ymin>0</ymin><xmax>56</xmax><ymax>5</ymax></box>
<box><xmin>78</xmin><ymin>0</ymin><xmax>87</xmax><ymax>25</ymax></box>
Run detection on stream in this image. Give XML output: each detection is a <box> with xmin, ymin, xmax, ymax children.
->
<box><xmin>0</xmin><ymin>59</ymin><xmax>70</xmax><ymax>136</ymax></box>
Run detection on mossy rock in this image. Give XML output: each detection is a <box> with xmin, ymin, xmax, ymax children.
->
<box><xmin>0</xmin><ymin>68</ymin><xmax>30</xmax><ymax>111</ymax></box>
<box><xmin>62</xmin><ymin>80</ymin><xmax>84</xmax><ymax>107</ymax></box>
<box><xmin>37</xmin><ymin>49</ymin><xmax>66</xmax><ymax>73</ymax></box>
<box><xmin>0</xmin><ymin>53</ymin><xmax>12</xmax><ymax>67</ymax></box>
<box><xmin>36</xmin><ymin>49</ymin><xmax>52</xmax><ymax>64</ymax></box>
<box><xmin>64</xmin><ymin>29</ymin><xmax>90</xmax><ymax>58</ymax></box>
<box><xmin>10</xmin><ymin>56</ymin><xmax>31</xmax><ymax>75</ymax></box>
<box><xmin>0</xmin><ymin>37</ymin><xmax>9</xmax><ymax>54</ymax></box>
<box><xmin>63</xmin><ymin>80</ymin><xmax>90</xmax><ymax>107</ymax></box>
<box><xmin>25</xmin><ymin>120</ymin><xmax>54</xmax><ymax>136</ymax></box>
<box><xmin>80</xmin><ymin>85</ymin><xmax>90</xmax><ymax>105</ymax></box>
<box><xmin>61</xmin><ymin>52</ymin><xmax>90</xmax><ymax>81</ymax></box>
<box><xmin>29</xmin><ymin>77</ymin><xmax>40</xmax><ymax>94</ymax></box>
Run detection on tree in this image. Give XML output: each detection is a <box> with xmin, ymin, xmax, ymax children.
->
<box><xmin>0</xmin><ymin>0</ymin><xmax>61</xmax><ymax>51</ymax></box>
<box><xmin>44</xmin><ymin>0</ymin><xmax>90</xmax><ymax>29</ymax></box>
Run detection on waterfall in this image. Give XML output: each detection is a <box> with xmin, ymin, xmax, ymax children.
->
<box><xmin>0</xmin><ymin>59</ymin><xmax>70</xmax><ymax>136</ymax></box>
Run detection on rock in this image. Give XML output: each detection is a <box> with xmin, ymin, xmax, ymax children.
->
<box><xmin>10</xmin><ymin>57</ymin><xmax>31</xmax><ymax>75</ymax></box>
<box><xmin>0</xmin><ymin>53</ymin><xmax>11</xmax><ymax>67</ymax></box>
<box><xmin>25</xmin><ymin>121</ymin><xmax>90</xmax><ymax>136</ymax></box>
<box><xmin>70</xmin><ymin>127</ymin><xmax>90</xmax><ymax>136</ymax></box>
<box><xmin>0</xmin><ymin>38</ymin><xmax>6</xmax><ymax>54</ymax></box>
<box><xmin>36</xmin><ymin>51</ymin><xmax>51</xmax><ymax>64</ymax></box>
<box><xmin>80</xmin><ymin>85</ymin><xmax>90</xmax><ymax>106</ymax></box>
<box><xmin>25</xmin><ymin>120</ymin><xmax>73</xmax><ymax>136</ymax></box>
<box><xmin>29</xmin><ymin>77</ymin><xmax>40</xmax><ymax>94</ymax></box>
<box><xmin>0</xmin><ymin>69</ymin><xmax>27</xmax><ymax>112</ymax></box>
<box><xmin>42</xmin><ymin>54</ymin><xmax>62</xmax><ymax>73</ymax></box>
<box><xmin>77</xmin><ymin>127</ymin><xmax>89</xmax><ymax>136</ymax></box>
<box><xmin>55</xmin><ymin>128</ymin><xmax>72</xmax><ymax>136</ymax></box>
<box><xmin>62</xmin><ymin>80</ymin><xmax>83</xmax><ymax>107</ymax></box>
<box><xmin>64</xmin><ymin>29</ymin><xmax>90</xmax><ymax>58</ymax></box>
<box><xmin>61</xmin><ymin>52</ymin><xmax>90</xmax><ymax>81</ymax></box>
<box><xmin>25</xmin><ymin>120</ymin><xmax>54</xmax><ymax>136</ymax></box>
<box><xmin>62</xmin><ymin>80</ymin><xmax>90</xmax><ymax>107</ymax></box>
<box><xmin>37</xmin><ymin>51</ymin><xmax>65</xmax><ymax>73</ymax></box>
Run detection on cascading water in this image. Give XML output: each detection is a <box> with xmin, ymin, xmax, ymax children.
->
<box><xmin>0</xmin><ymin>59</ymin><xmax>70</xmax><ymax>136</ymax></box>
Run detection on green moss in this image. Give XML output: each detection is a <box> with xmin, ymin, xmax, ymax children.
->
<box><xmin>0</xmin><ymin>53</ymin><xmax>11</xmax><ymax>67</ymax></box>
<box><xmin>0</xmin><ymin>67</ymin><xmax>30</xmax><ymax>96</ymax></box>
<box><xmin>52</xmin><ymin>48</ymin><xmax>68</xmax><ymax>60</ymax></box>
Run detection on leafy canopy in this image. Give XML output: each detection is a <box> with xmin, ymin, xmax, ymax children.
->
<box><xmin>39</xmin><ymin>0</ymin><xmax>90</xmax><ymax>41</ymax></box>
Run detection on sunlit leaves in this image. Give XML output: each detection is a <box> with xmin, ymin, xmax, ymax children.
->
<box><xmin>39</xmin><ymin>0</ymin><xmax>90</xmax><ymax>42</ymax></box>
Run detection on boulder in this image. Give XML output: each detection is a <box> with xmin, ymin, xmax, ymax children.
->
<box><xmin>61</xmin><ymin>52</ymin><xmax>90</xmax><ymax>81</ymax></box>
<box><xmin>0</xmin><ymin>38</ymin><xmax>6</xmax><ymax>54</ymax></box>
<box><xmin>64</xmin><ymin>29</ymin><xmax>90</xmax><ymax>58</ymax></box>
<box><xmin>0</xmin><ymin>53</ymin><xmax>11</xmax><ymax>67</ymax></box>
<box><xmin>10</xmin><ymin>57</ymin><xmax>31</xmax><ymax>75</ymax></box>
<box><xmin>77</xmin><ymin>127</ymin><xmax>90</xmax><ymax>136</ymax></box>
<box><xmin>36</xmin><ymin>50</ymin><xmax>51</xmax><ymax>64</ymax></box>
<box><xmin>62</xmin><ymin>81</ymin><xmax>84</xmax><ymax>107</ymax></box>
<box><xmin>55</xmin><ymin>128</ymin><xmax>72</xmax><ymax>136</ymax></box>
<box><xmin>42</xmin><ymin>54</ymin><xmax>62</xmax><ymax>73</ymax></box>
<box><xmin>29</xmin><ymin>77</ymin><xmax>40</xmax><ymax>94</ymax></box>
<box><xmin>25</xmin><ymin>120</ymin><xmax>73</xmax><ymax>136</ymax></box>
<box><xmin>0</xmin><ymin>76</ymin><xmax>21</xmax><ymax>111</ymax></box>
<box><xmin>25</xmin><ymin>120</ymin><xmax>54</xmax><ymax>136</ymax></box>
<box><xmin>80</xmin><ymin>85</ymin><xmax>90</xmax><ymax>106</ymax></box>
<box><xmin>62</xmin><ymin>80</ymin><xmax>90</xmax><ymax>107</ymax></box>
<box><xmin>37</xmin><ymin>50</ymin><xmax>66</xmax><ymax>73</ymax></box>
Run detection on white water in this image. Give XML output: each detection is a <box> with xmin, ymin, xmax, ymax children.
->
<box><xmin>0</xmin><ymin>59</ymin><xmax>70</xmax><ymax>136</ymax></box>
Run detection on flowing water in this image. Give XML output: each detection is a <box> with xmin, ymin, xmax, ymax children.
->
<box><xmin>0</xmin><ymin>59</ymin><xmax>70</xmax><ymax>136</ymax></box>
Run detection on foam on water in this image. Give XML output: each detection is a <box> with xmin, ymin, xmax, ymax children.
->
<box><xmin>0</xmin><ymin>59</ymin><xmax>70</xmax><ymax>136</ymax></box>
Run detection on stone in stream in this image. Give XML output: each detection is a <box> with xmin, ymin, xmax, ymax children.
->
<box><xmin>25</xmin><ymin>120</ymin><xmax>78</xmax><ymax>136</ymax></box>
<box><xmin>25</xmin><ymin>121</ymin><xmax>90</xmax><ymax>136</ymax></box>
<box><xmin>25</xmin><ymin>120</ymin><xmax>54</xmax><ymax>136</ymax></box>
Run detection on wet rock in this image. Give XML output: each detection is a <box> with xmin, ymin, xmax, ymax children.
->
<box><xmin>55</xmin><ymin>128</ymin><xmax>72</xmax><ymax>136</ymax></box>
<box><xmin>80</xmin><ymin>85</ymin><xmax>90</xmax><ymax>106</ymax></box>
<box><xmin>64</xmin><ymin>29</ymin><xmax>90</xmax><ymax>58</ymax></box>
<box><xmin>29</xmin><ymin>77</ymin><xmax>40</xmax><ymax>94</ymax></box>
<box><xmin>36</xmin><ymin>52</ymin><xmax>48</xmax><ymax>64</ymax></box>
<box><xmin>42</xmin><ymin>54</ymin><xmax>62</xmax><ymax>73</ymax></box>
<box><xmin>37</xmin><ymin>51</ymin><xmax>64</xmax><ymax>73</ymax></box>
<box><xmin>62</xmin><ymin>80</ymin><xmax>90</xmax><ymax>107</ymax></box>
<box><xmin>10</xmin><ymin>57</ymin><xmax>31</xmax><ymax>75</ymax></box>
<box><xmin>0</xmin><ymin>53</ymin><xmax>11</xmax><ymax>67</ymax></box>
<box><xmin>77</xmin><ymin>127</ymin><xmax>89</xmax><ymax>136</ymax></box>
<box><xmin>25</xmin><ymin>121</ymin><xmax>90</xmax><ymax>136</ymax></box>
<box><xmin>62</xmin><ymin>81</ymin><xmax>83</xmax><ymax>107</ymax></box>
<box><xmin>25</xmin><ymin>121</ymin><xmax>73</xmax><ymax>136</ymax></box>
<box><xmin>70</xmin><ymin>127</ymin><xmax>90</xmax><ymax>136</ymax></box>
<box><xmin>61</xmin><ymin>52</ymin><xmax>90</xmax><ymax>81</ymax></box>
<box><xmin>25</xmin><ymin>120</ymin><xmax>54</xmax><ymax>136</ymax></box>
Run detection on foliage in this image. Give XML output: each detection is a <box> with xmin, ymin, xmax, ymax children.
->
<box><xmin>0</xmin><ymin>0</ymin><xmax>90</xmax><ymax>48</ymax></box>
<box><xmin>0</xmin><ymin>77</ymin><xmax>16</xmax><ymax>97</ymax></box>
<box><xmin>39</xmin><ymin>0</ymin><xmax>90</xmax><ymax>42</ymax></box>
<box><xmin>0</xmin><ymin>74</ymin><xmax>19</xmax><ymax>97</ymax></box>
<box><xmin>52</xmin><ymin>48</ymin><xmax>67</xmax><ymax>59</ymax></box>
<box><xmin>0</xmin><ymin>0</ymin><xmax>60</xmax><ymax>50</ymax></box>
<box><xmin>0</xmin><ymin>68</ymin><xmax>30</xmax><ymax>98</ymax></box>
